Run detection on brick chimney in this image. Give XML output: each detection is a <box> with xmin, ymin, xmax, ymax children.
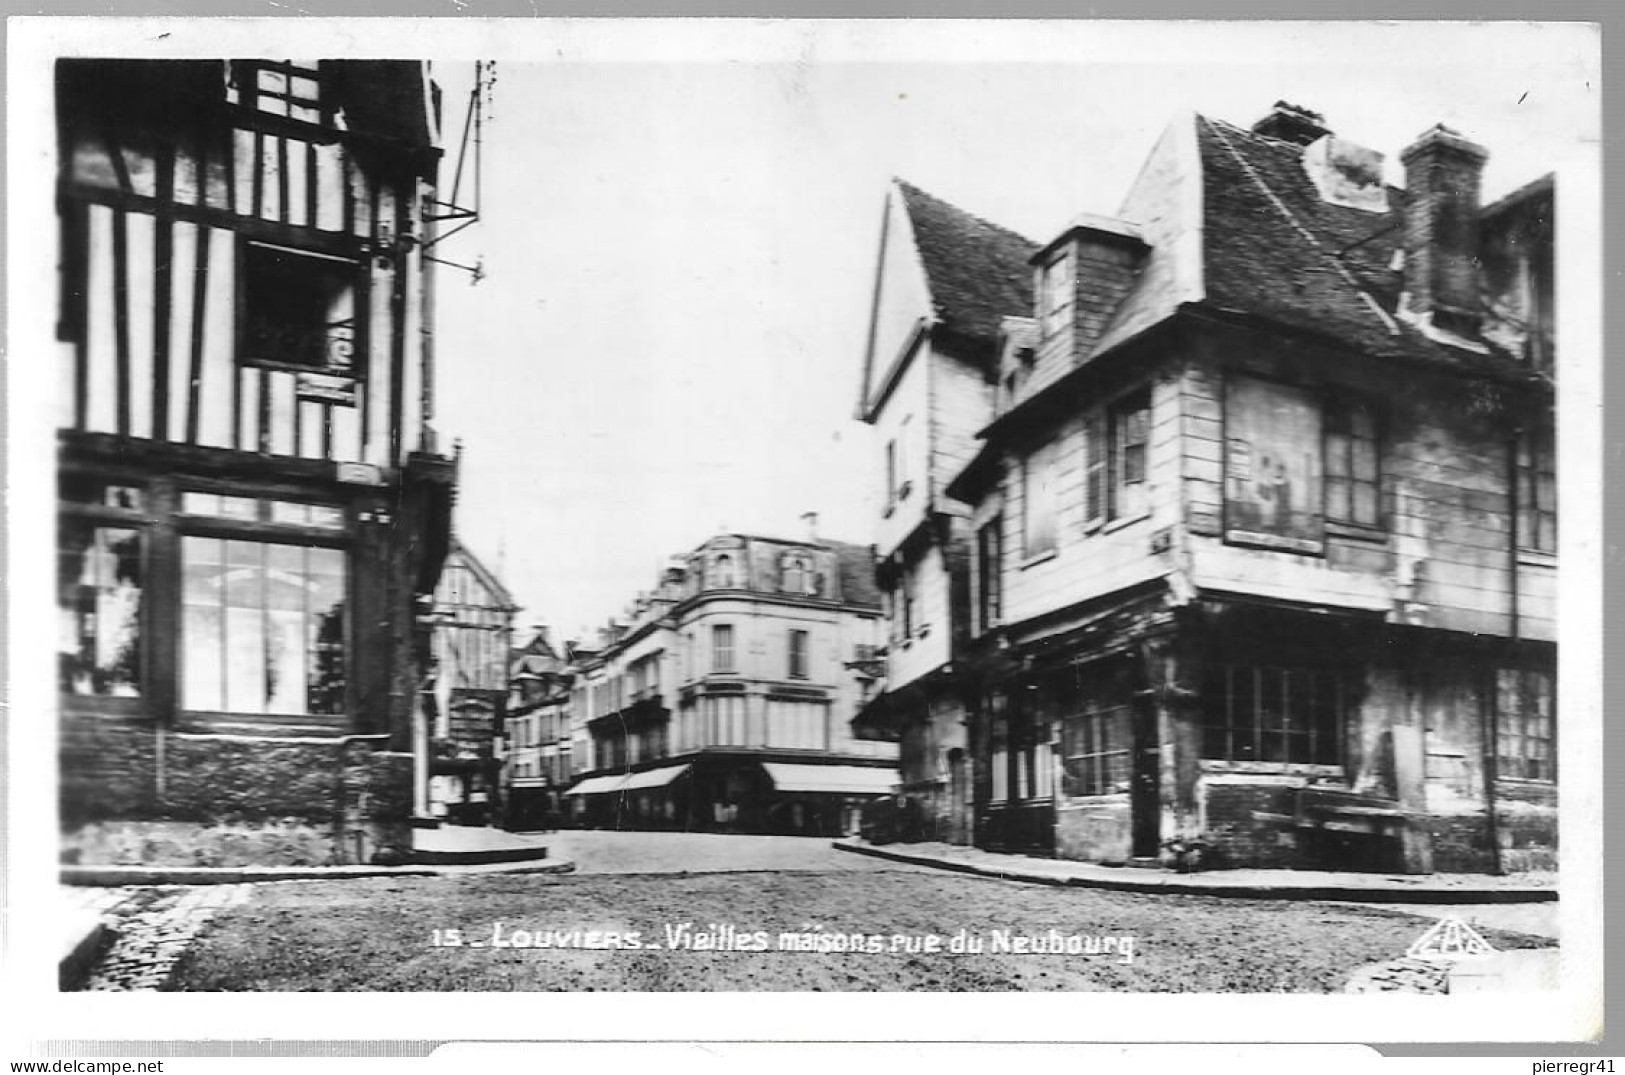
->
<box><xmin>801</xmin><ymin>511</ymin><xmax>820</xmax><ymax>544</ymax></box>
<box><xmin>1399</xmin><ymin>124</ymin><xmax>1490</xmax><ymax>335</ymax></box>
<box><xmin>1251</xmin><ymin>101</ymin><xmax>1330</xmax><ymax>146</ymax></box>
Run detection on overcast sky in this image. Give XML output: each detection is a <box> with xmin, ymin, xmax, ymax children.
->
<box><xmin>420</xmin><ymin>21</ymin><xmax>1598</xmax><ymax>643</ymax></box>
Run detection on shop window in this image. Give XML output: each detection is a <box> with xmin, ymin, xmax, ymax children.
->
<box><xmin>180</xmin><ymin>537</ymin><xmax>346</xmax><ymax>715</ymax></box>
<box><xmin>1496</xmin><ymin>667</ymin><xmax>1555</xmax><ymax>781</ymax></box>
<box><xmin>1325</xmin><ymin>398</ymin><xmax>1381</xmax><ymax>527</ymax></box>
<box><xmin>1059</xmin><ymin>668</ymin><xmax>1133</xmax><ymax>797</ymax></box>
<box><xmin>1202</xmin><ymin>664</ymin><xmax>1343</xmax><ymax>766</ymax></box>
<box><xmin>1515</xmin><ymin>427</ymin><xmax>1556</xmax><ymax>554</ymax></box>
<box><xmin>59</xmin><ymin>521</ymin><xmax>144</xmax><ymax>698</ymax></box>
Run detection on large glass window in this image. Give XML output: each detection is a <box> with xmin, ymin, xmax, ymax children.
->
<box><xmin>59</xmin><ymin>521</ymin><xmax>144</xmax><ymax>698</ymax></box>
<box><xmin>1496</xmin><ymin>666</ymin><xmax>1555</xmax><ymax>781</ymax></box>
<box><xmin>181</xmin><ymin>537</ymin><xmax>346</xmax><ymax>715</ymax></box>
<box><xmin>1202</xmin><ymin>664</ymin><xmax>1343</xmax><ymax>766</ymax></box>
<box><xmin>1059</xmin><ymin>667</ymin><xmax>1133</xmax><ymax>797</ymax></box>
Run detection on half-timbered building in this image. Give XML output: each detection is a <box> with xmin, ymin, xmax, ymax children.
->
<box><xmin>56</xmin><ymin>60</ymin><xmax>458</xmax><ymax>866</ymax></box>
<box><xmin>427</xmin><ymin>538</ymin><xmax>517</xmax><ymax>824</ymax></box>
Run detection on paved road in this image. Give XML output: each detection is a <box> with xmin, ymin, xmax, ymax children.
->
<box><xmin>542</xmin><ymin>830</ymin><xmax>922</xmax><ymax>875</ymax></box>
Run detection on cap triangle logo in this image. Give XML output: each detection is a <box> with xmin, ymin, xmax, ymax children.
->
<box><xmin>1405</xmin><ymin>914</ymin><xmax>1498</xmax><ymax>961</ymax></box>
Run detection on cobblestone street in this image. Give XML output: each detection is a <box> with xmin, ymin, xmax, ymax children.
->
<box><xmin>71</xmin><ymin>884</ymin><xmax>254</xmax><ymax>991</ymax></box>
<box><xmin>59</xmin><ymin>832</ymin><xmax>1551</xmax><ymax>993</ymax></box>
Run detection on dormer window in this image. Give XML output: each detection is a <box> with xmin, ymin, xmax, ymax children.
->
<box><xmin>711</xmin><ymin>553</ymin><xmax>736</xmax><ymax>589</ymax></box>
<box><xmin>1041</xmin><ymin>251</ymin><xmax>1074</xmax><ymax>337</ymax></box>
<box><xmin>781</xmin><ymin>552</ymin><xmax>818</xmax><ymax>596</ymax></box>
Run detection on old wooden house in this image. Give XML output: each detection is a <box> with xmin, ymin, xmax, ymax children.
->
<box><xmin>427</xmin><ymin>538</ymin><xmax>517</xmax><ymax>824</ymax></box>
<box><xmin>850</xmin><ymin>180</ymin><xmax>1038</xmax><ymax>846</ymax></box>
<box><xmin>55</xmin><ymin>60</ymin><xmax>458</xmax><ymax>866</ymax></box>
<box><xmin>565</xmin><ymin>526</ymin><xmax>899</xmax><ymax>835</ymax></box>
<box><xmin>856</xmin><ymin>103</ymin><xmax>1556</xmax><ymax>874</ymax></box>
<box><xmin>502</xmin><ymin>627</ymin><xmax>575</xmax><ymax>831</ymax></box>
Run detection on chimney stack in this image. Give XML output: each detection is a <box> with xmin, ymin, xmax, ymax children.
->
<box><xmin>801</xmin><ymin>511</ymin><xmax>820</xmax><ymax>544</ymax></box>
<box><xmin>1251</xmin><ymin>101</ymin><xmax>1330</xmax><ymax>146</ymax></box>
<box><xmin>1400</xmin><ymin>124</ymin><xmax>1489</xmax><ymax>335</ymax></box>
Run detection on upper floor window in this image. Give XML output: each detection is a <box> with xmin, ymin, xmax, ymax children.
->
<box><xmin>1515</xmin><ymin>427</ymin><xmax>1556</xmax><ymax>554</ymax></box>
<box><xmin>886</xmin><ymin>417</ymin><xmax>913</xmax><ymax>506</ymax></box>
<box><xmin>1082</xmin><ymin>389</ymin><xmax>1151</xmax><ymax>530</ymax></box>
<box><xmin>1023</xmin><ymin>440</ymin><xmax>1061</xmax><ymax>558</ymax></box>
<box><xmin>239</xmin><ymin>241</ymin><xmax>360</xmax><ymax>379</ymax></box>
<box><xmin>1325</xmin><ymin>398</ymin><xmax>1381</xmax><ymax>528</ymax></box>
<box><xmin>711</xmin><ymin>624</ymin><xmax>735</xmax><ymax>673</ymax></box>
<box><xmin>231</xmin><ymin>61</ymin><xmax>332</xmax><ymax>126</ymax></box>
<box><xmin>901</xmin><ymin>569</ymin><xmax>917</xmax><ymax>640</ymax></box>
<box><xmin>976</xmin><ymin>517</ymin><xmax>1003</xmax><ymax>633</ymax></box>
<box><xmin>788</xmin><ymin>629</ymin><xmax>809</xmax><ymax>679</ymax></box>
<box><xmin>1041</xmin><ymin>251</ymin><xmax>1074</xmax><ymax>337</ymax></box>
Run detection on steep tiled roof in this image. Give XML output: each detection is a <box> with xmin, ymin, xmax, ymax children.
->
<box><xmin>1193</xmin><ymin>115</ymin><xmax>1535</xmax><ymax>380</ymax></box>
<box><xmin>827</xmin><ymin>540</ymin><xmax>882</xmax><ymax>610</ymax></box>
<box><xmin>896</xmin><ymin>180</ymin><xmax>1039</xmax><ymax>351</ymax></box>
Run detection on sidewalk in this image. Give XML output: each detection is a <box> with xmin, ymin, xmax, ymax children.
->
<box><xmin>62</xmin><ymin>826</ymin><xmax>571</xmax><ymax>886</ymax></box>
<box><xmin>833</xmin><ymin>838</ymin><xmax>1558</xmax><ymax>904</ymax></box>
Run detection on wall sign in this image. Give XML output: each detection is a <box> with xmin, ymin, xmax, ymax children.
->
<box><xmin>1223</xmin><ymin>375</ymin><xmax>1325</xmax><ymax>554</ymax></box>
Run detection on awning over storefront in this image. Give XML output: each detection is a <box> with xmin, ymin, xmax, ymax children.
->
<box><xmin>619</xmin><ymin>764</ymin><xmax>691</xmax><ymax>791</ymax></box>
<box><xmin>761</xmin><ymin>763</ymin><xmax>898</xmax><ymax>796</ymax></box>
<box><xmin>564</xmin><ymin>774</ymin><xmax>628</xmax><ymax>797</ymax></box>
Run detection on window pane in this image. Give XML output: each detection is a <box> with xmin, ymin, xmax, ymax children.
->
<box><xmin>1352</xmin><ymin>482</ymin><xmax>1379</xmax><ymax>526</ymax></box>
<box><xmin>58</xmin><ymin>522</ymin><xmax>143</xmax><ymax>697</ymax></box>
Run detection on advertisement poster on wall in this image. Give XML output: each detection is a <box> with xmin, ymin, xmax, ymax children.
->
<box><xmin>1224</xmin><ymin>375</ymin><xmax>1325</xmax><ymax>554</ymax></box>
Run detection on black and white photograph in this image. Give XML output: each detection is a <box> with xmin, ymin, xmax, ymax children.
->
<box><xmin>3</xmin><ymin>13</ymin><xmax>1604</xmax><ymax>1043</ymax></box>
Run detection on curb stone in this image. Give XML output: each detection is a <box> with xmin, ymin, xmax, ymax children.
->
<box><xmin>833</xmin><ymin>840</ymin><xmax>1558</xmax><ymax>904</ymax></box>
